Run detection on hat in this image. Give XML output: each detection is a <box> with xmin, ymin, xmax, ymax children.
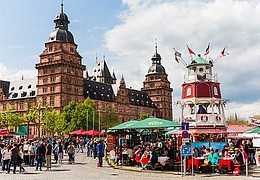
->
<box><xmin>234</xmin><ymin>148</ymin><xmax>240</xmax><ymax>151</ymax></box>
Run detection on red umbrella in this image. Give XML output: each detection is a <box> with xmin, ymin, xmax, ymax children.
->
<box><xmin>83</xmin><ymin>130</ymin><xmax>102</xmax><ymax>136</ymax></box>
<box><xmin>69</xmin><ymin>129</ymin><xmax>88</xmax><ymax>135</ymax></box>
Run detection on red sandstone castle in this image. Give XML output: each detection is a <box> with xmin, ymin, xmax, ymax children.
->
<box><xmin>0</xmin><ymin>4</ymin><xmax>173</xmax><ymax>136</ymax></box>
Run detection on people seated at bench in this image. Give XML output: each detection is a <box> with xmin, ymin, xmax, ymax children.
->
<box><xmin>211</xmin><ymin>149</ymin><xmax>222</xmax><ymax>165</ymax></box>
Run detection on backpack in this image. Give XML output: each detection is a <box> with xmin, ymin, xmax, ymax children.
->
<box><xmin>68</xmin><ymin>146</ymin><xmax>74</xmax><ymax>154</ymax></box>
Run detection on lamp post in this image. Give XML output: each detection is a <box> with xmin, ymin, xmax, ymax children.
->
<box><xmin>98</xmin><ymin>110</ymin><xmax>101</xmax><ymax>133</ymax></box>
<box><xmin>86</xmin><ymin>110</ymin><xmax>88</xmax><ymax>131</ymax></box>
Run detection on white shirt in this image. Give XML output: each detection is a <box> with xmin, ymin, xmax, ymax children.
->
<box><xmin>3</xmin><ymin>149</ymin><xmax>11</xmax><ymax>160</ymax></box>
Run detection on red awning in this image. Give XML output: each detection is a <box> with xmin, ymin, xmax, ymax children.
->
<box><xmin>0</xmin><ymin>129</ymin><xmax>10</xmax><ymax>136</ymax></box>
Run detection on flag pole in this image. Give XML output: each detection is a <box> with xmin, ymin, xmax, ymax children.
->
<box><xmin>173</xmin><ymin>48</ymin><xmax>187</xmax><ymax>66</ymax></box>
<box><xmin>186</xmin><ymin>45</ymin><xmax>194</xmax><ymax>61</ymax></box>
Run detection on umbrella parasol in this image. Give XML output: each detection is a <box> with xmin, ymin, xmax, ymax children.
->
<box><xmin>69</xmin><ymin>129</ymin><xmax>88</xmax><ymax>135</ymax></box>
<box><xmin>126</xmin><ymin>117</ymin><xmax>181</xmax><ymax>129</ymax></box>
<box><xmin>83</xmin><ymin>130</ymin><xmax>102</xmax><ymax>136</ymax></box>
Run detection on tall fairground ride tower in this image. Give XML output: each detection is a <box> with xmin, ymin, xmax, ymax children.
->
<box><xmin>175</xmin><ymin>46</ymin><xmax>229</xmax><ymax>142</ymax></box>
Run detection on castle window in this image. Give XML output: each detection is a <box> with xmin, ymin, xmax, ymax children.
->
<box><xmin>199</xmin><ymin>68</ymin><xmax>204</xmax><ymax>72</ymax></box>
<box><xmin>43</xmin><ymin>78</ymin><xmax>48</xmax><ymax>84</ymax></box>
<box><xmin>20</xmin><ymin>101</ymin><xmax>24</xmax><ymax>110</ymax></box>
<box><xmin>50</xmin><ymin>86</ymin><xmax>55</xmax><ymax>92</ymax></box>
<box><xmin>75</xmin><ymin>70</ymin><xmax>78</xmax><ymax>76</ymax></box>
<box><xmin>94</xmin><ymin>69</ymin><xmax>97</xmax><ymax>72</ymax></box>
<box><xmin>98</xmin><ymin>63</ymin><xmax>100</xmax><ymax>66</ymax></box>
<box><xmin>48</xmin><ymin>57</ymin><xmax>53</xmax><ymax>62</ymax></box>
<box><xmin>67</xmin><ymin>68</ymin><xmax>71</xmax><ymax>73</ymax></box>
<box><xmin>28</xmin><ymin>85</ymin><xmax>31</xmax><ymax>89</ymax></box>
<box><xmin>70</xmin><ymin>47</ymin><xmax>74</xmax><ymax>52</ymax></box>
<box><xmin>44</xmin><ymin>69</ymin><xmax>47</xmax><ymax>74</ymax></box>
<box><xmin>21</xmin><ymin>92</ymin><xmax>27</xmax><ymax>97</ymax></box>
<box><xmin>42</xmin><ymin>97</ymin><xmax>47</xmax><ymax>106</ymax></box>
<box><xmin>50</xmin><ymin>97</ymin><xmax>55</xmax><ymax>106</ymax></box>
<box><xmin>49</xmin><ymin>45</ymin><xmax>53</xmax><ymax>51</ymax></box>
<box><xmin>51</xmin><ymin>68</ymin><xmax>55</xmax><ymax>73</ymax></box>
<box><xmin>19</xmin><ymin>86</ymin><xmax>23</xmax><ymax>90</ymax></box>
<box><xmin>12</xmin><ymin>93</ymin><xmax>18</xmax><ymax>98</ymax></box>
<box><xmin>11</xmin><ymin>87</ymin><xmax>14</xmax><ymax>91</ymax></box>
<box><xmin>30</xmin><ymin>91</ymin><xmax>35</xmax><ymax>96</ymax></box>
<box><xmin>43</xmin><ymin>88</ymin><xmax>47</xmax><ymax>93</ymax></box>
<box><xmin>51</xmin><ymin>76</ymin><xmax>55</xmax><ymax>82</ymax></box>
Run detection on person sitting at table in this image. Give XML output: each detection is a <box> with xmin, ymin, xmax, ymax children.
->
<box><xmin>140</xmin><ymin>151</ymin><xmax>149</xmax><ymax>170</ymax></box>
<box><xmin>199</xmin><ymin>145</ymin><xmax>206</xmax><ymax>157</ymax></box>
<box><xmin>134</xmin><ymin>146</ymin><xmax>142</xmax><ymax>167</ymax></box>
<box><xmin>211</xmin><ymin>149</ymin><xmax>222</xmax><ymax>165</ymax></box>
<box><xmin>203</xmin><ymin>148</ymin><xmax>213</xmax><ymax>165</ymax></box>
<box><xmin>234</xmin><ymin>148</ymin><xmax>243</xmax><ymax>165</ymax></box>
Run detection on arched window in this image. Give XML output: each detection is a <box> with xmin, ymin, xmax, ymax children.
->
<box><xmin>186</xmin><ymin>87</ymin><xmax>191</xmax><ymax>96</ymax></box>
<box><xmin>214</xmin><ymin>87</ymin><xmax>218</xmax><ymax>95</ymax></box>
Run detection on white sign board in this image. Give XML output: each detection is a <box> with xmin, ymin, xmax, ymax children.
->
<box><xmin>182</xmin><ymin>138</ymin><xmax>190</xmax><ymax>143</ymax></box>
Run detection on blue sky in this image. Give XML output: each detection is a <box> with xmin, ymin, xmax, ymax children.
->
<box><xmin>0</xmin><ymin>0</ymin><xmax>260</xmax><ymax>119</ymax></box>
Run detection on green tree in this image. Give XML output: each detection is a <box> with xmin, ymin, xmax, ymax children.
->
<box><xmin>102</xmin><ymin>105</ymin><xmax>119</xmax><ymax>130</ymax></box>
<box><xmin>42</xmin><ymin>108</ymin><xmax>60</xmax><ymax>136</ymax></box>
<box><xmin>61</xmin><ymin>97</ymin><xmax>99</xmax><ymax>133</ymax></box>
<box><xmin>139</xmin><ymin>113</ymin><xmax>149</xmax><ymax>120</ymax></box>
<box><xmin>0</xmin><ymin>106</ymin><xmax>24</xmax><ymax>130</ymax></box>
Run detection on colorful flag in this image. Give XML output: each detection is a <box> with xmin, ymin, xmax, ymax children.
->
<box><xmin>220</xmin><ymin>47</ymin><xmax>229</xmax><ymax>57</ymax></box>
<box><xmin>204</xmin><ymin>43</ymin><xmax>210</xmax><ymax>56</ymax></box>
<box><xmin>174</xmin><ymin>51</ymin><xmax>181</xmax><ymax>63</ymax></box>
<box><xmin>187</xmin><ymin>45</ymin><xmax>196</xmax><ymax>55</ymax></box>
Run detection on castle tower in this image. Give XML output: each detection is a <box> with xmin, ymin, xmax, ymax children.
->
<box><xmin>178</xmin><ymin>54</ymin><xmax>227</xmax><ymax>130</ymax></box>
<box><xmin>142</xmin><ymin>45</ymin><xmax>173</xmax><ymax>120</ymax></box>
<box><xmin>35</xmin><ymin>3</ymin><xmax>86</xmax><ymax>111</ymax></box>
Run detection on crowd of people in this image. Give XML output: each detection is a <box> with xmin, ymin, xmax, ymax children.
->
<box><xmin>106</xmin><ymin>137</ymin><xmax>257</xmax><ymax>172</ymax></box>
<box><xmin>108</xmin><ymin>138</ymin><xmax>179</xmax><ymax>170</ymax></box>
<box><xmin>0</xmin><ymin>137</ymin><xmax>80</xmax><ymax>174</ymax></box>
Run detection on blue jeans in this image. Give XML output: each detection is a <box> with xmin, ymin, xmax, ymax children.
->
<box><xmin>98</xmin><ymin>153</ymin><xmax>103</xmax><ymax>166</ymax></box>
<box><xmin>36</xmin><ymin>155</ymin><xmax>44</xmax><ymax>170</ymax></box>
<box><xmin>29</xmin><ymin>155</ymin><xmax>35</xmax><ymax>166</ymax></box>
<box><xmin>8</xmin><ymin>158</ymin><xmax>17</xmax><ymax>173</ymax></box>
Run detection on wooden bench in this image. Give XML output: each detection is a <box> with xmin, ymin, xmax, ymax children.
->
<box><xmin>200</xmin><ymin>163</ymin><xmax>211</xmax><ymax>173</ymax></box>
<box><xmin>210</xmin><ymin>164</ymin><xmax>218</xmax><ymax>173</ymax></box>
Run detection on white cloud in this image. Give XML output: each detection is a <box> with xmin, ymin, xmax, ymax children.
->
<box><xmin>105</xmin><ymin>0</ymin><xmax>260</xmax><ymax>119</ymax></box>
<box><xmin>0</xmin><ymin>63</ymin><xmax>37</xmax><ymax>81</ymax></box>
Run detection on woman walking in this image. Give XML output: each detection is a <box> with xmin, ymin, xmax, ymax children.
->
<box><xmin>18</xmin><ymin>146</ymin><xmax>25</xmax><ymax>173</ymax></box>
<box><xmin>58</xmin><ymin>141</ymin><xmax>64</xmax><ymax>164</ymax></box>
<box><xmin>2</xmin><ymin>145</ymin><xmax>11</xmax><ymax>171</ymax></box>
<box><xmin>67</xmin><ymin>142</ymin><xmax>75</xmax><ymax>164</ymax></box>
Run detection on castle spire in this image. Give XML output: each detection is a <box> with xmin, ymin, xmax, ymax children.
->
<box><xmin>61</xmin><ymin>0</ymin><xmax>64</xmax><ymax>13</ymax></box>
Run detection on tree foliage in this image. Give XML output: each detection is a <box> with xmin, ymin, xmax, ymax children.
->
<box><xmin>102</xmin><ymin>105</ymin><xmax>119</xmax><ymax>129</ymax></box>
<box><xmin>61</xmin><ymin>97</ymin><xmax>100</xmax><ymax>133</ymax></box>
<box><xmin>139</xmin><ymin>113</ymin><xmax>149</xmax><ymax>120</ymax></box>
<box><xmin>0</xmin><ymin>106</ymin><xmax>24</xmax><ymax>129</ymax></box>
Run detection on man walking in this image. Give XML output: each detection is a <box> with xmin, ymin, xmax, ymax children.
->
<box><xmin>97</xmin><ymin>139</ymin><xmax>104</xmax><ymax>167</ymax></box>
<box><xmin>46</xmin><ymin>140</ymin><xmax>52</xmax><ymax>171</ymax></box>
<box><xmin>36</xmin><ymin>141</ymin><xmax>45</xmax><ymax>171</ymax></box>
<box><xmin>7</xmin><ymin>144</ymin><xmax>19</xmax><ymax>174</ymax></box>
